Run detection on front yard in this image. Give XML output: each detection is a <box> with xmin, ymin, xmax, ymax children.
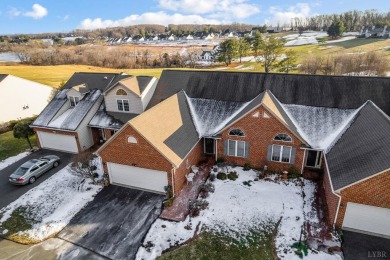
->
<box><xmin>0</xmin><ymin>163</ymin><xmax>102</xmax><ymax>244</ymax></box>
<box><xmin>0</xmin><ymin>131</ymin><xmax>36</xmax><ymax>161</ymax></box>
<box><xmin>137</xmin><ymin>167</ymin><xmax>341</xmax><ymax>260</ymax></box>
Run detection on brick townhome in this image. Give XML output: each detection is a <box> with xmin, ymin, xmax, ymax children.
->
<box><xmin>91</xmin><ymin>70</ymin><xmax>390</xmax><ymax>237</ymax></box>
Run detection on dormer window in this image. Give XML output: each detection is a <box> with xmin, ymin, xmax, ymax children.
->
<box><xmin>69</xmin><ymin>96</ymin><xmax>80</xmax><ymax>107</ymax></box>
<box><xmin>229</xmin><ymin>129</ymin><xmax>245</xmax><ymax>137</ymax></box>
<box><xmin>274</xmin><ymin>134</ymin><xmax>292</xmax><ymax>142</ymax></box>
<box><xmin>117</xmin><ymin>99</ymin><xmax>129</xmax><ymax>112</ymax></box>
<box><xmin>116</xmin><ymin>89</ymin><xmax>127</xmax><ymax>95</ymax></box>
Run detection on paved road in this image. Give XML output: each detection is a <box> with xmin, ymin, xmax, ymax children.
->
<box><xmin>58</xmin><ymin>186</ymin><xmax>164</xmax><ymax>260</ymax></box>
<box><xmin>342</xmin><ymin>230</ymin><xmax>390</xmax><ymax>260</ymax></box>
<box><xmin>0</xmin><ymin>149</ymin><xmax>72</xmax><ymax>210</ymax></box>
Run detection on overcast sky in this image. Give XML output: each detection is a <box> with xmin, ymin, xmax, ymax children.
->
<box><xmin>0</xmin><ymin>0</ymin><xmax>389</xmax><ymax>34</ymax></box>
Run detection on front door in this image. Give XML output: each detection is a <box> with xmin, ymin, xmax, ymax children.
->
<box><xmin>306</xmin><ymin>150</ymin><xmax>322</xmax><ymax>168</ymax></box>
<box><xmin>204</xmin><ymin>138</ymin><xmax>215</xmax><ymax>154</ymax></box>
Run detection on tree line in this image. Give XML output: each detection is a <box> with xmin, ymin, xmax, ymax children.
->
<box><xmin>288</xmin><ymin>9</ymin><xmax>390</xmax><ymax>32</ymax></box>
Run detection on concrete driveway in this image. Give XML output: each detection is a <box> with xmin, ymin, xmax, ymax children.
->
<box><xmin>58</xmin><ymin>185</ymin><xmax>164</xmax><ymax>260</ymax></box>
<box><xmin>0</xmin><ymin>149</ymin><xmax>72</xmax><ymax>210</ymax></box>
<box><xmin>342</xmin><ymin>230</ymin><xmax>390</xmax><ymax>260</ymax></box>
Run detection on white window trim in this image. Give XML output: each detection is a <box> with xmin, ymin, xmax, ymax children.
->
<box><xmin>116</xmin><ymin>99</ymin><xmax>130</xmax><ymax>112</ymax></box>
<box><xmin>69</xmin><ymin>96</ymin><xmax>80</xmax><ymax>107</ymax></box>
<box><xmin>127</xmin><ymin>136</ymin><xmax>137</xmax><ymax>143</ymax></box>
<box><xmin>228</xmin><ymin>128</ymin><xmax>246</xmax><ymax>137</ymax></box>
<box><xmin>271</xmin><ymin>144</ymin><xmax>292</xmax><ymax>163</ymax></box>
<box><xmin>305</xmin><ymin>150</ymin><xmax>322</xmax><ymax>168</ymax></box>
<box><xmin>274</xmin><ymin>133</ymin><xmax>293</xmax><ymax>143</ymax></box>
<box><xmin>227</xmin><ymin>139</ymin><xmax>247</xmax><ymax>157</ymax></box>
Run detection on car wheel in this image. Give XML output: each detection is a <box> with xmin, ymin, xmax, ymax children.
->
<box><xmin>29</xmin><ymin>176</ymin><xmax>36</xmax><ymax>184</ymax></box>
<box><xmin>53</xmin><ymin>161</ymin><xmax>59</xmax><ymax>168</ymax></box>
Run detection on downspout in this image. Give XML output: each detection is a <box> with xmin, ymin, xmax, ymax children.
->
<box><xmin>300</xmin><ymin>148</ymin><xmax>306</xmax><ymax>176</ymax></box>
<box><xmin>171</xmin><ymin>167</ymin><xmax>176</xmax><ymax>197</ymax></box>
<box><xmin>324</xmin><ymin>156</ymin><xmax>342</xmax><ymax>228</ymax></box>
<box><xmin>215</xmin><ymin>139</ymin><xmax>218</xmax><ymax>161</ymax></box>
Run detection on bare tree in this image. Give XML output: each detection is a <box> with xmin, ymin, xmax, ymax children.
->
<box><xmin>70</xmin><ymin>151</ymin><xmax>100</xmax><ymax>184</ymax></box>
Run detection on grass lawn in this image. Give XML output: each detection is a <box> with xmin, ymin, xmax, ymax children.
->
<box><xmin>159</xmin><ymin>229</ymin><xmax>277</xmax><ymax>260</ymax></box>
<box><xmin>0</xmin><ymin>64</ymin><xmax>165</xmax><ymax>87</ymax></box>
<box><xmin>0</xmin><ymin>131</ymin><xmax>36</xmax><ymax>161</ymax></box>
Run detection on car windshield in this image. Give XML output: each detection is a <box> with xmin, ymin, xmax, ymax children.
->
<box><xmin>14</xmin><ymin>167</ymin><xmax>29</xmax><ymax>176</ymax></box>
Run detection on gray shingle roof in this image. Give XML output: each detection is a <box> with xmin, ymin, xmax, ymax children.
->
<box><xmin>164</xmin><ymin>91</ymin><xmax>199</xmax><ymax>159</ymax></box>
<box><xmin>32</xmin><ymin>89</ymin><xmax>102</xmax><ymax>131</ymax></box>
<box><xmin>0</xmin><ymin>74</ymin><xmax>7</xmax><ymax>82</ymax></box>
<box><xmin>137</xmin><ymin>76</ymin><xmax>154</xmax><ymax>94</ymax></box>
<box><xmin>32</xmin><ymin>89</ymin><xmax>68</xmax><ymax>126</ymax></box>
<box><xmin>106</xmin><ymin>111</ymin><xmax>138</xmax><ymax>125</ymax></box>
<box><xmin>326</xmin><ymin>101</ymin><xmax>390</xmax><ymax>190</ymax></box>
<box><xmin>62</xmin><ymin>72</ymin><xmax>130</xmax><ymax>92</ymax></box>
<box><xmin>148</xmin><ymin>70</ymin><xmax>390</xmax><ymax>115</ymax></box>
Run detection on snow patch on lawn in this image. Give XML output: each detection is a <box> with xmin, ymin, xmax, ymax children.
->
<box><xmin>0</xmin><ymin>166</ymin><xmax>102</xmax><ymax>241</ymax></box>
<box><xmin>137</xmin><ymin>168</ymin><xmax>340</xmax><ymax>260</ymax></box>
<box><xmin>0</xmin><ymin>152</ymin><xmax>30</xmax><ymax>171</ymax></box>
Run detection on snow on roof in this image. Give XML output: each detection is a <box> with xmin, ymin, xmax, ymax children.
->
<box><xmin>282</xmin><ymin>104</ymin><xmax>358</xmax><ymax>150</ymax></box>
<box><xmin>60</xmin><ymin>89</ymin><xmax>102</xmax><ymax>130</ymax></box>
<box><xmin>48</xmin><ymin>108</ymin><xmax>74</xmax><ymax>128</ymax></box>
<box><xmin>34</xmin><ymin>89</ymin><xmax>102</xmax><ymax>131</ymax></box>
<box><xmin>32</xmin><ymin>89</ymin><xmax>68</xmax><ymax>126</ymax></box>
<box><xmin>186</xmin><ymin>96</ymin><xmax>248</xmax><ymax>137</ymax></box>
<box><xmin>88</xmin><ymin>107</ymin><xmax>123</xmax><ymax>129</ymax></box>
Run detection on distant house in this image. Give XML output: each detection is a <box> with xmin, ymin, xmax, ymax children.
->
<box><xmin>193</xmin><ymin>32</ymin><xmax>204</xmax><ymax>40</ymax></box>
<box><xmin>199</xmin><ymin>50</ymin><xmax>214</xmax><ymax>62</ymax></box>
<box><xmin>145</xmin><ymin>35</ymin><xmax>158</xmax><ymax>41</ymax></box>
<box><xmin>0</xmin><ymin>75</ymin><xmax>53</xmax><ymax>123</ymax></box>
<box><xmin>168</xmin><ymin>34</ymin><xmax>176</xmax><ymax>41</ymax></box>
<box><xmin>158</xmin><ymin>34</ymin><xmax>168</xmax><ymax>41</ymax></box>
<box><xmin>360</xmin><ymin>26</ymin><xmax>389</xmax><ymax>38</ymax></box>
<box><xmin>31</xmin><ymin>72</ymin><xmax>157</xmax><ymax>153</ymax></box>
<box><xmin>132</xmin><ymin>35</ymin><xmax>145</xmax><ymax>42</ymax></box>
<box><xmin>203</xmin><ymin>33</ymin><xmax>215</xmax><ymax>40</ymax></box>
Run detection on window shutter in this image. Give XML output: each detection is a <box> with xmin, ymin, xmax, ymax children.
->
<box><xmin>245</xmin><ymin>142</ymin><xmax>249</xmax><ymax>158</ymax></box>
<box><xmin>224</xmin><ymin>140</ymin><xmax>228</xmax><ymax>155</ymax></box>
<box><xmin>290</xmin><ymin>148</ymin><xmax>297</xmax><ymax>164</ymax></box>
<box><xmin>266</xmin><ymin>145</ymin><xmax>272</xmax><ymax>161</ymax></box>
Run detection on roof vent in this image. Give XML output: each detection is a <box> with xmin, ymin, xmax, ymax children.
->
<box><xmin>104</xmin><ymin>76</ymin><xmax>108</xmax><ymax>80</ymax></box>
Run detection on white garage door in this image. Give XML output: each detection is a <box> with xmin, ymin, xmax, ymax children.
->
<box><xmin>343</xmin><ymin>202</ymin><xmax>390</xmax><ymax>238</ymax></box>
<box><xmin>37</xmin><ymin>131</ymin><xmax>78</xmax><ymax>153</ymax></box>
<box><xmin>107</xmin><ymin>162</ymin><xmax>168</xmax><ymax>194</ymax></box>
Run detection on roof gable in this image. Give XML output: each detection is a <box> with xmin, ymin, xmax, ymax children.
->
<box><xmin>129</xmin><ymin>91</ymin><xmax>199</xmax><ymax>167</ymax></box>
<box><xmin>326</xmin><ymin>101</ymin><xmax>390</xmax><ymax>191</ymax></box>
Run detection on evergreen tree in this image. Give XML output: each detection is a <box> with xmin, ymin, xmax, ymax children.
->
<box><xmin>278</xmin><ymin>49</ymin><xmax>298</xmax><ymax>73</ymax></box>
<box><xmin>217</xmin><ymin>39</ymin><xmax>238</xmax><ymax>66</ymax></box>
<box><xmin>327</xmin><ymin>21</ymin><xmax>345</xmax><ymax>39</ymax></box>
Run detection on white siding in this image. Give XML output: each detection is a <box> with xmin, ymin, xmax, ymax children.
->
<box><xmin>140</xmin><ymin>77</ymin><xmax>157</xmax><ymax>110</ymax></box>
<box><xmin>66</xmin><ymin>88</ymin><xmax>83</xmax><ymax>99</ymax></box>
<box><xmin>104</xmin><ymin>85</ymin><xmax>143</xmax><ymax>114</ymax></box>
<box><xmin>77</xmin><ymin>97</ymin><xmax>103</xmax><ymax>151</ymax></box>
<box><xmin>0</xmin><ymin>75</ymin><xmax>53</xmax><ymax>123</ymax></box>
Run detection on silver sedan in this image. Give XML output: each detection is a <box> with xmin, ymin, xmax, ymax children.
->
<box><xmin>9</xmin><ymin>155</ymin><xmax>60</xmax><ymax>185</ymax></box>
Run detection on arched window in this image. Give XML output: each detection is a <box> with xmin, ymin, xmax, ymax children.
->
<box><xmin>229</xmin><ymin>129</ymin><xmax>245</xmax><ymax>137</ymax></box>
<box><xmin>116</xmin><ymin>89</ymin><xmax>127</xmax><ymax>95</ymax></box>
<box><xmin>274</xmin><ymin>134</ymin><xmax>292</xmax><ymax>142</ymax></box>
<box><xmin>127</xmin><ymin>136</ymin><xmax>137</xmax><ymax>143</ymax></box>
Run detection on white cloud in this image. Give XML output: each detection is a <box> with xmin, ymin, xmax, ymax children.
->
<box><xmin>8</xmin><ymin>4</ymin><xmax>48</xmax><ymax>19</ymax></box>
<box><xmin>158</xmin><ymin>0</ymin><xmax>260</xmax><ymax>20</ymax></box>
<box><xmin>78</xmin><ymin>11</ymin><xmax>223</xmax><ymax>30</ymax></box>
<box><xmin>63</xmin><ymin>15</ymin><xmax>70</xmax><ymax>21</ymax></box>
<box><xmin>266</xmin><ymin>3</ymin><xmax>311</xmax><ymax>26</ymax></box>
